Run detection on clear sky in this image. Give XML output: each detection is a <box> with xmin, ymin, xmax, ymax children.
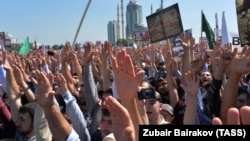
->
<box><xmin>0</xmin><ymin>0</ymin><xmax>238</xmax><ymax>46</ymax></box>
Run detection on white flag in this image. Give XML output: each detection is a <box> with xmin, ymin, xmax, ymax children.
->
<box><xmin>221</xmin><ymin>11</ymin><xmax>231</xmax><ymax>47</ymax></box>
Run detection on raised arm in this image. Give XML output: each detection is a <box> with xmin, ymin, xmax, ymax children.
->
<box><xmin>180</xmin><ymin>32</ymin><xmax>193</xmax><ymax>84</ymax></box>
<box><xmin>206</xmin><ymin>45</ymin><xmax>233</xmax><ymax>117</ymax></box>
<box><xmin>164</xmin><ymin>51</ymin><xmax>179</xmax><ymax>108</ymax></box>
<box><xmin>55</xmin><ymin>73</ymin><xmax>90</xmax><ymax>141</ymax></box>
<box><xmin>81</xmin><ymin>42</ymin><xmax>101</xmax><ymax>135</ymax></box>
<box><xmin>61</xmin><ymin>43</ymin><xmax>79</xmax><ymax>98</ymax></box>
<box><xmin>220</xmin><ymin>47</ymin><xmax>249</xmax><ymax>124</ymax></box>
<box><xmin>111</xmin><ymin>49</ymin><xmax>145</xmax><ymax>141</ymax></box>
<box><xmin>3</xmin><ymin>48</ymin><xmax>21</xmax><ymax>122</ymax></box>
<box><xmin>180</xmin><ymin>71</ymin><xmax>200</xmax><ymax>124</ymax></box>
<box><xmin>104</xmin><ymin>95</ymin><xmax>136</xmax><ymax>141</ymax></box>
<box><xmin>69</xmin><ymin>49</ymin><xmax>83</xmax><ymax>83</ymax></box>
<box><xmin>101</xmin><ymin>41</ymin><xmax>112</xmax><ymax>90</ymax></box>
<box><xmin>12</xmin><ymin>65</ymin><xmax>36</xmax><ymax>102</ymax></box>
<box><xmin>31</xmin><ymin>70</ymin><xmax>80</xmax><ymax>141</ymax></box>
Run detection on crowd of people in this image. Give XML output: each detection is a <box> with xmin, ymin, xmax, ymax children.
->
<box><xmin>0</xmin><ymin>32</ymin><xmax>250</xmax><ymax>141</ymax></box>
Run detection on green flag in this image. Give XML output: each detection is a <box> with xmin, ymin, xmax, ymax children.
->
<box><xmin>201</xmin><ymin>11</ymin><xmax>215</xmax><ymax>49</ymax></box>
<box><xmin>18</xmin><ymin>37</ymin><xmax>30</xmax><ymax>55</ymax></box>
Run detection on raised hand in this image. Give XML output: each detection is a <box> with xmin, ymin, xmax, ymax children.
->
<box><xmin>82</xmin><ymin>42</ymin><xmax>94</xmax><ymax>66</ymax></box>
<box><xmin>180</xmin><ymin>32</ymin><xmax>191</xmax><ymax>49</ymax></box>
<box><xmin>104</xmin><ymin>96</ymin><xmax>136</xmax><ymax>141</ymax></box>
<box><xmin>2</xmin><ymin>47</ymin><xmax>12</xmax><ymax>71</ymax></box>
<box><xmin>101</xmin><ymin>41</ymin><xmax>112</xmax><ymax>63</ymax></box>
<box><xmin>12</xmin><ymin>65</ymin><xmax>25</xmax><ymax>86</ymax></box>
<box><xmin>229</xmin><ymin>46</ymin><xmax>250</xmax><ymax>74</ymax></box>
<box><xmin>31</xmin><ymin>70</ymin><xmax>54</xmax><ymax>109</ymax></box>
<box><xmin>54</xmin><ymin>73</ymin><xmax>68</xmax><ymax>95</ymax></box>
<box><xmin>111</xmin><ymin>49</ymin><xmax>145</xmax><ymax>101</ymax></box>
<box><xmin>218</xmin><ymin>44</ymin><xmax>234</xmax><ymax>67</ymax></box>
<box><xmin>180</xmin><ymin>71</ymin><xmax>200</xmax><ymax>98</ymax></box>
<box><xmin>213</xmin><ymin>106</ymin><xmax>250</xmax><ymax>125</ymax></box>
<box><xmin>181</xmin><ymin>71</ymin><xmax>200</xmax><ymax>124</ymax></box>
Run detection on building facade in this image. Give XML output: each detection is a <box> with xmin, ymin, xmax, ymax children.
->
<box><xmin>126</xmin><ymin>0</ymin><xmax>143</xmax><ymax>38</ymax></box>
<box><xmin>107</xmin><ymin>20</ymin><xmax>118</xmax><ymax>45</ymax></box>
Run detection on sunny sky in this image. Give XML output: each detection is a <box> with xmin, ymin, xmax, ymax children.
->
<box><xmin>0</xmin><ymin>0</ymin><xmax>238</xmax><ymax>46</ymax></box>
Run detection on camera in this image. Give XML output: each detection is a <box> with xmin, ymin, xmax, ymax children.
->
<box><xmin>47</xmin><ymin>50</ymin><xmax>55</xmax><ymax>56</ymax></box>
<box><xmin>138</xmin><ymin>88</ymin><xmax>155</xmax><ymax>100</ymax></box>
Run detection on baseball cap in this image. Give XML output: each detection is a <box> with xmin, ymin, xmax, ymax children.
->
<box><xmin>154</xmin><ymin>91</ymin><xmax>162</xmax><ymax>102</ymax></box>
<box><xmin>161</xmin><ymin>104</ymin><xmax>174</xmax><ymax>116</ymax></box>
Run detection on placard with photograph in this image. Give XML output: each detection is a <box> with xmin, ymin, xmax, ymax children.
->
<box><xmin>169</xmin><ymin>28</ymin><xmax>192</xmax><ymax>48</ymax></box>
<box><xmin>134</xmin><ymin>31</ymin><xmax>150</xmax><ymax>41</ymax></box>
<box><xmin>146</xmin><ymin>3</ymin><xmax>183</xmax><ymax>43</ymax></box>
<box><xmin>235</xmin><ymin>0</ymin><xmax>250</xmax><ymax>46</ymax></box>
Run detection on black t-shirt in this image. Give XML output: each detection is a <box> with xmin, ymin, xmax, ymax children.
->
<box><xmin>91</xmin><ymin>129</ymin><xmax>102</xmax><ymax>141</ymax></box>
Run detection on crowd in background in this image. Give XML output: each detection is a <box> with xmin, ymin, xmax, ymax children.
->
<box><xmin>0</xmin><ymin>32</ymin><xmax>250</xmax><ymax>141</ymax></box>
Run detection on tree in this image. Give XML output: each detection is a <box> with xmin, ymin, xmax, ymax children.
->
<box><xmin>116</xmin><ymin>39</ymin><xmax>128</xmax><ymax>46</ymax></box>
<box><xmin>52</xmin><ymin>44</ymin><xmax>61</xmax><ymax>50</ymax></box>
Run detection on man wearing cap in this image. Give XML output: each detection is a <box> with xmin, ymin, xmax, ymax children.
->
<box><xmin>145</xmin><ymin>90</ymin><xmax>170</xmax><ymax>125</ymax></box>
<box><xmin>160</xmin><ymin>104</ymin><xmax>175</xmax><ymax>123</ymax></box>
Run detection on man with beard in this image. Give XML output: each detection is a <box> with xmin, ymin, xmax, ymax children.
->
<box><xmin>198</xmin><ymin>70</ymin><xmax>212</xmax><ymax>111</ymax></box>
<box><xmin>2</xmin><ymin>46</ymin><xmax>37</xmax><ymax>141</ymax></box>
<box><xmin>155</xmin><ymin>76</ymin><xmax>186</xmax><ymax>125</ymax></box>
<box><xmin>156</xmin><ymin>77</ymin><xmax>170</xmax><ymax>104</ymax></box>
<box><xmin>15</xmin><ymin>102</ymin><xmax>36</xmax><ymax>141</ymax></box>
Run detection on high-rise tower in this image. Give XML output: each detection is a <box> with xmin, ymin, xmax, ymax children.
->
<box><xmin>117</xmin><ymin>4</ymin><xmax>120</xmax><ymax>40</ymax></box>
<box><xmin>107</xmin><ymin>20</ymin><xmax>118</xmax><ymax>44</ymax></box>
<box><xmin>126</xmin><ymin>0</ymin><xmax>143</xmax><ymax>38</ymax></box>
<box><xmin>161</xmin><ymin>0</ymin><xmax>164</xmax><ymax>10</ymax></box>
<box><xmin>121</xmin><ymin>0</ymin><xmax>125</xmax><ymax>39</ymax></box>
<box><xmin>151</xmin><ymin>4</ymin><xmax>153</xmax><ymax>14</ymax></box>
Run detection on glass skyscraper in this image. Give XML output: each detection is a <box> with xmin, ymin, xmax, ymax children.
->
<box><xmin>126</xmin><ymin>0</ymin><xmax>143</xmax><ymax>38</ymax></box>
<box><xmin>107</xmin><ymin>20</ymin><xmax>118</xmax><ymax>45</ymax></box>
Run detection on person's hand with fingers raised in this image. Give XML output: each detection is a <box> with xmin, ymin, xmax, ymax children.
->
<box><xmin>180</xmin><ymin>71</ymin><xmax>200</xmax><ymax>124</ymax></box>
<box><xmin>220</xmin><ymin>46</ymin><xmax>250</xmax><ymax>124</ymax></box>
<box><xmin>111</xmin><ymin>49</ymin><xmax>145</xmax><ymax>102</ymax></box>
<box><xmin>54</xmin><ymin>73</ymin><xmax>68</xmax><ymax>95</ymax></box>
<box><xmin>82</xmin><ymin>42</ymin><xmax>94</xmax><ymax>67</ymax></box>
<box><xmin>2</xmin><ymin>47</ymin><xmax>12</xmax><ymax>71</ymax></box>
<box><xmin>111</xmin><ymin>48</ymin><xmax>145</xmax><ymax>141</ymax></box>
<box><xmin>180</xmin><ymin>32</ymin><xmax>192</xmax><ymax>49</ymax></box>
<box><xmin>104</xmin><ymin>95</ymin><xmax>136</xmax><ymax>141</ymax></box>
<box><xmin>31</xmin><ymin>70</ymin><xmax>81</xmax><ymax>140</ymax></box>
<box><xmin>31</xmin><ymin>70</ymin><xmax>54</xmax><ymax>109</ymax></box>
<box><xmin>213</xmin><ymin>106</ymin><xmax>250</xmax><ymax>125</ymax></box>
<box><xmin>100</xmin><ymin>41</ymin><xmax>113</xmax><ymax>90</ymax></box>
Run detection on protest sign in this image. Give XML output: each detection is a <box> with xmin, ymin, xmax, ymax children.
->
<box><xmin>146</xmin><ymin>3</ymin><xmax>183</xmax><ymax>43</ymax></box>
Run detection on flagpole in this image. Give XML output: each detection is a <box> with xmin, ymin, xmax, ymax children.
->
<box><xmin>199</xmin><ymin>10</ymin><xmax>203</xmax><ymax>57</ymax></box>
<box><xmin>215</xmin><ymin>12</ymin><xmax>217</xmax><ymax>41</ymax></box>
<box><xmin>72</xmin><ymin>0</ymin><xmax>92</xmax><ymax>48</ymax></box>
<box><xmin>200</xmin><ymin>10</ymin><xmax>203</xmax><ymax>41</ymax></box>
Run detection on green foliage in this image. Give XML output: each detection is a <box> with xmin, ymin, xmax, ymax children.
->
<box><xmin>51</xmin><ymin>44</ymin><xmax>61</xmax><ymax>50</ymax></box>
<box><xmin>116</xmin><ymin>38</ymin><xmax>128</xmax><ymax>46</ymax></box>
